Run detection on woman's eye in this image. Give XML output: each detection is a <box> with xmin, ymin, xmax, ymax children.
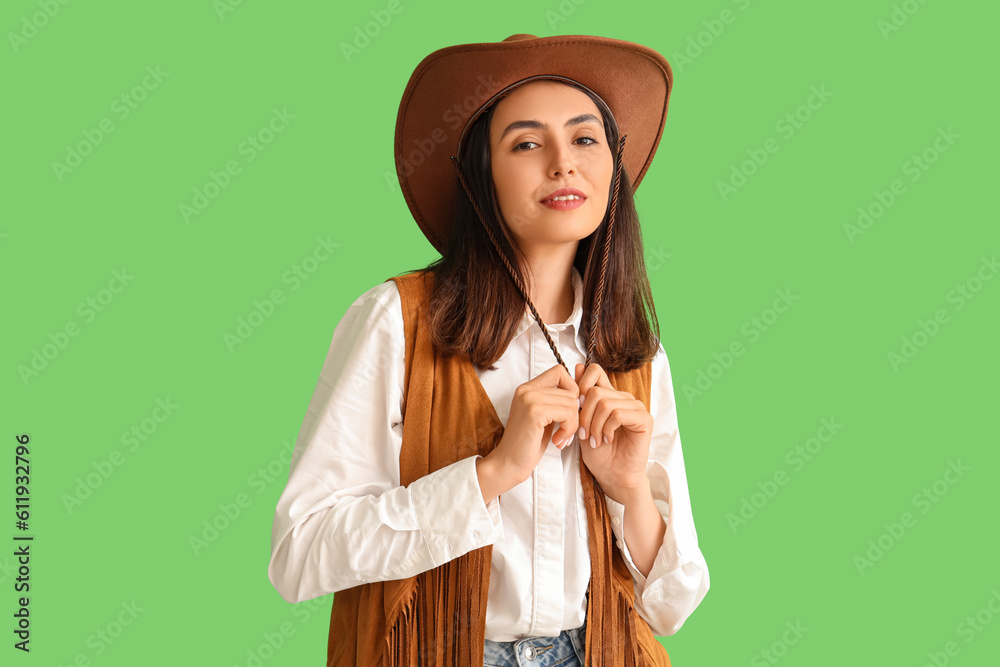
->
<box><xmin>513</xmin><ymin>136</ymin><xmax>598</xmax><ymax>151</ymax></box>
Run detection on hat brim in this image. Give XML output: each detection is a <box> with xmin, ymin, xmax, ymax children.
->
<box><xmin>394</xmin><ymin>34</ymin><xmax>674</xmax><ymax>255</ymax></box>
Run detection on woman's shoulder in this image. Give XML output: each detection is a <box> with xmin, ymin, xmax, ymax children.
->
<box><xmin>343</xmin><ymin>269</ymin><xmax>434</xmax><ymax>326</ymax></box>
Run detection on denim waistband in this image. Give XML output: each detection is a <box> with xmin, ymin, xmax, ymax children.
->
<box><xmin>483</xmin><ymin>623</ymin><xmax>586</xmax><ymax>667</ymax></box>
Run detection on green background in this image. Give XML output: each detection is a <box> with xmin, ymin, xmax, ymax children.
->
<box><xmin>2</xmin><ymin>0</ymin><xmax>997</xmax><ymax>664</ymax></box>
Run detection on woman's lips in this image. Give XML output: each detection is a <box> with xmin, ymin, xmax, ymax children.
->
<box><xmin>540</xmin><ymin>188</ymin><xmax>586</xmax><ymax>210</ymax></box>
<box><xmin>540</xmin><ymin>195</ymin><xmax>586</xmax><ymax>210</ymax></box>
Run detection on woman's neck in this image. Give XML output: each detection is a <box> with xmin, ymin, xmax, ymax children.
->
<box><xmin>524</xmin><ymin>246</ymin><xmax>577</xmax><ymax>324</ymax></box>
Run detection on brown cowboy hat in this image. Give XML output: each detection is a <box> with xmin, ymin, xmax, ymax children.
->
<box><xmin>394</xmin><ymin>33</ymin><xmax>674</xmax><ymax>255</ymax></box>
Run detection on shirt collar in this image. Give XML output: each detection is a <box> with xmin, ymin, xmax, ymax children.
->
<box><xmin>513</xmin><ymin>266</ymin><xmax>585</xmax><ymax>350</ymax></box>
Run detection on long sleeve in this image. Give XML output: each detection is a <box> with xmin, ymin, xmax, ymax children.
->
<box><xmin>605</xmin><ymin>341</ymin><xmax>711</xmax><ymax>635</ymax></box>
<box><xmin>267</xmin><ymin>282</ymin><xmax>504</xmax><ymax>604</ymax></box>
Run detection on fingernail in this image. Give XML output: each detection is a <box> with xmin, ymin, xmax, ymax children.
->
<box><xmin>603</xmin><ymin>435</ymin><xmax>609</xmax><ymax>444</ymax></box>
<box><xmin>590</xmin><ymin>436</ymin><xmax>597</xmax><ymax>449</ymax></box>
<box><xmin>578</xmin><ymin>395</ymin><xmax>585</xmax><ymax>408</ymax></box>
<box><xmin>578</xmin><ymin>426</ymin><xmax>586</xmax><ymax>440</ymax></box>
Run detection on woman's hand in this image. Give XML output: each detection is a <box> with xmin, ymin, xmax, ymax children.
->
<box><xmin>477</xmin><ymin>363</ymin><xmax>580</xmax><ymax>503</ymax></box>
<box><xmin>575</xmin><ymin>362</ymin><xmax>653</xmax><ymax>504</ymax></box>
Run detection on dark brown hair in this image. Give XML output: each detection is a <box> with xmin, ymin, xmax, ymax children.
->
<box><xmin>403</xmin><ymin>83</ymin><xmax>661</xmax><ymax>373</ymax></box>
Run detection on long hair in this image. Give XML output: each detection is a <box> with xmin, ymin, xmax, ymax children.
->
<box><xmin>404</xmin><ymin>83</ymin><xmax>661</xmax><ymax>373</ymax></box>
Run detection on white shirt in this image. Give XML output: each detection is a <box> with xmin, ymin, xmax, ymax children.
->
<box><xmin>267</xmin><ymin>266</ymin><xmax>710</xmax><ymax>641</ymax></box>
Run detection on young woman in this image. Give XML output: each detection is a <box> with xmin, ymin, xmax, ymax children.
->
<box><xmin>268</xmin><ymin>34</ymin><xmax>710</xmax><ymax>667</ymax></box>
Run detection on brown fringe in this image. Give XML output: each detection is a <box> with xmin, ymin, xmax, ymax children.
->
<box><xmin>329</xmin><ymin>271</ymin><xmax>670</xmax><ymax>666</ymax></box>
<box><xmin>382</xmin><ymin>546</ymin><xmax>492</xmax><ymax>665</ymax></box>
<box><xmin>582</xmin><ymin>443</ymin><xmax>649</xmax><ymax>667</ymax></box>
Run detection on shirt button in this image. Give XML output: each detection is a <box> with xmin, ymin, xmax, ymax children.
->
<box><xmin>524</xmin><ymin>646</ymin><xmax>536</xmax><ymax>660</ymax></box>
<box><xmin>612</xmin><ymin>516</ymin><xmax>621</xmax><ymax>526</ymax></box>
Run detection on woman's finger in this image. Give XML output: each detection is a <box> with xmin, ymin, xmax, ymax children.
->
<box><xmin>587</xmin><ymin>397</ymin><xmax>648</xmax><ymax>447</ymax></box>
<box><xmin>578</xmin><ymin>386</ymin><xmax>630</xmax><ymax>442</ymax></box>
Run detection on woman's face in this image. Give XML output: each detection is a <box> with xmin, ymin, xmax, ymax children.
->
<box><xmin>489</xmin><ymin>81</ymin><xmax>614</xmax><ymax>254</ymax></box>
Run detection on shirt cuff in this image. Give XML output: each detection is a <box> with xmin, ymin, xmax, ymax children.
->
<box><xmin>606</xmin><ymin>460</ymin><xmax>695</xmax><ymax>594</ymax></box>
<box><xmin>408</xmin><ymin>455</ymin><xmax>504</xmax><ymax>566</ymax></box>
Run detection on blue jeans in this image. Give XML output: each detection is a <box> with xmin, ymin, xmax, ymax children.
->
<box><xmin>483</xmin><ymin>622</ymin><xmax>586</xmax><ymax>667</ymax></box>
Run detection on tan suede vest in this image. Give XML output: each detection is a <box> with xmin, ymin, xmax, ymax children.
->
<box><xmin>326</xmin><ymin>269</ymin><xmax>670</xmax><ymax>666</ymax></box>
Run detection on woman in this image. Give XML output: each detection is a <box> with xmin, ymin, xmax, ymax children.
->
<box><xmin>268</xmin><ymin>34</ymin><xmax>710</xmax><ymax>666</ymax></box>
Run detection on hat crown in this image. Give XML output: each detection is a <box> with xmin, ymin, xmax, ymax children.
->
<box><xmin>502</xmin><ymin>34</ymin><xmax>538</xmax><ymax>42</ymax></box>
<box><xmin>394</xmin><ymin>34</ymin><xmax>673</xmax><ymax>255</ymax></box>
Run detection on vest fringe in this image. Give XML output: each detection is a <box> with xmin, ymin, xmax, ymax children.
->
<box><xmin>328</xmin><ymin>271</ymin><xmax>669</xmax><ymax>666</ymax></box>
<box><xmin>382</xmin><ymin>547</ymin><xmax>491</xmax><ymax>666</ymax></box>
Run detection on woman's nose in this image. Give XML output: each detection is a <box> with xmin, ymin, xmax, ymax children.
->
<box><xmin>548</xmin><ymin>142</ymin><xmax>576</xmax><ymax>178</ymax></box>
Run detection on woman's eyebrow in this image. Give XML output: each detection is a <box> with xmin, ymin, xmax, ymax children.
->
<box><xmin>498</xmin><ymin>114</ymin><xmax>603</xmax><ymax>141</ymax></box>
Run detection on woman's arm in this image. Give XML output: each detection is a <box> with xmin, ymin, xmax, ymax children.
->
<box><xmin>605</xmin><ymin>342</ymin><xmax>711</xmax><ymax>636</ymax></box>
<box><xmin>267</xmin><ymin>283</ymin><xmax>503</xmax><ymax>604</ymax></box>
